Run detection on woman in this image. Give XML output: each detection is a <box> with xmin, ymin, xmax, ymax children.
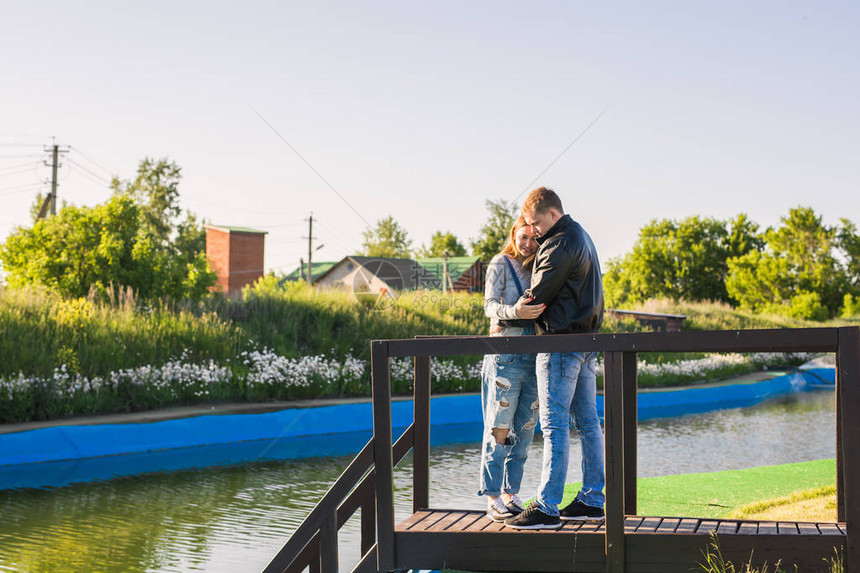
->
<box><xmin>478</xmin><ymin>215</ymin><xmax>546</xmax><ymax>521</ymax></box>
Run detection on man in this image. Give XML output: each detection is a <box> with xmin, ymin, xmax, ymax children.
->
<box><xmin>504</xmin><ymin>186</ymin><xmax>605</xmax><ymax>530</ymax></box>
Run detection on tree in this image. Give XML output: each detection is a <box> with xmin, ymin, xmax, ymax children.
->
<box><xmin>1</xmin><ymin>158</ymin><xmax>216</xmax><ymax>302</ymax></box>
<box><xmin>417</xmin><ymin>231</ymin><xmax>467</xmax><ymax>258</ymax></box>
<box><xmin>725</xmin><ymin>207</ymin><xmax>852</xmax><ymax>318</ymax></box>
<box><xmin>470</xmin><ymin>199</ymin><xmax>518</xmax><ymax>262</ymax></box>
<box><xmin>360</xmin><ymin>216</ymin><xmax>413</xmax><ymax>258</ymax></box>
<box><xmin>111</xmin><ymin>158</ymin><xmax>181</xmax><ymax>249</ymax></box>
<box><xmin>602</xmin><ymin>215</ymin><xmax>763</xmax><ymax>307</ymax></box>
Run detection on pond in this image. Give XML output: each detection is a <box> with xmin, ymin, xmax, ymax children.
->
<box><xmin>0</xmin><ymin>390</ymin><xmax>835</xmax><ymax>572</ymax></box>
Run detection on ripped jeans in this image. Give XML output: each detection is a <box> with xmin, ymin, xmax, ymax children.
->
<box><xmin>477</xmin><ymin>351</ymin><xmax>539</xmax><ymax>497</ymax></box>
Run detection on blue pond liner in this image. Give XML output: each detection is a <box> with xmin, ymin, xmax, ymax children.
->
<box><xmin>0</xmin><ymin>369</ymin><xmax>828</xmax><ymax>490</ymax></box>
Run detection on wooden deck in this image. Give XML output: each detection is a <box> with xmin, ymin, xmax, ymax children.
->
<box><xmin>394</xmin><ymin>509</ymin><xmax>847</xmax><ymax>572</ymax></box>
<box><xmin>264</xmin><ymin>328</ymin><xmax>859</xmax><ymax>573</ymax></box>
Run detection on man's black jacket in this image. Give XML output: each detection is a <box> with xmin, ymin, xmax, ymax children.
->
<box><xmin>520</xmin><ymin>214</ymin><xmax>604</xmax><ymax>335</ymax></box>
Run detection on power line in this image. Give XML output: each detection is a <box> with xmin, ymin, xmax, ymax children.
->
<box><xmin>0</xmin><ymin>162</ymin><xmax>41</xmax><ymax>177</ymax></box>
<box><xmin>68</xmin><ymin>146</ymin><xmax>116</xmax><ymax>177</ymax></box>
<box><xmin>66</xmin><ymin>157</ymin><xmax>111</xmax><ymax>184</ymax></box>
<box><xmin>510</xmin><ymin>107</ymin><xmax>610</xmax><ymax>204</ymax></box>
<box><xmin>0</xmin><ymin>183</ymin><xmax>44</xmax><ymax>197</ymax></box>
<box><xmin>252</xmin><ymin>108</ymin><xmax>375</xmax><ymax>231</ymax></box>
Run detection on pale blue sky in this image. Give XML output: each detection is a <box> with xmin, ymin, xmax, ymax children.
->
<box><xmin>1</xmin><ymin>1</ymin><xmax>857</xmax><ymax>274</ymax></box>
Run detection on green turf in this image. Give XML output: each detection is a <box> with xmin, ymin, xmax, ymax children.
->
<box><xmin>561</xmin><ymin>458</ymin><xmax>836</xmax><ymax>519</ymax></box>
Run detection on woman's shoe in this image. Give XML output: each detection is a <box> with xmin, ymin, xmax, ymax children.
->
<box><xmin>504</xmin><ymin>494</ymin><xmax>524</xmax><ymax>515</ymax></box>
<box><xmin>486</xmin><ymin>497</ymin><xmax>514</xmax><ymax>522</ymax></box>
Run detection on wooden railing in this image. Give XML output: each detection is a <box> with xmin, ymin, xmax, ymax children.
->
<box><xmin>265</xmin><ymin>327</ymin><xmax>859</xmax><ymax>573</ymax></box>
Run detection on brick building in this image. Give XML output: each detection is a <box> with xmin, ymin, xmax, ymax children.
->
<box><xmin>205</xmin><ymin>225</ymin><xmax>267</xmax><ymax>295</ymax></box>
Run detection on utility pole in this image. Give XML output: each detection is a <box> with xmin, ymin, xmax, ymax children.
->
<box><xmin>441</xmin><ymin>249</ymin><xmax>453</xmax><ymax>293</ymax></box>
<box><xmin>37</xmin><ymin>141</ymin><xmax>68</xmax><ymax>220</ymax></box>
<box><xmin>307</xmin><ymin>213</ymin><xmax>314</xmax><ymax>285</ymax></box>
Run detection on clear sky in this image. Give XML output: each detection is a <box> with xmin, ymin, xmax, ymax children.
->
<box><xmin>1</xmin><ymin>1</ymin><xmax>857</xmax><ymax>274</ymax></box>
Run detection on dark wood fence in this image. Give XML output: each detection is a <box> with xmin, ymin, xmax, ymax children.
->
<box><xmin>265</xmin><ymin>327</ymin><xmax>859</xmax><ymax>573</ymax></box>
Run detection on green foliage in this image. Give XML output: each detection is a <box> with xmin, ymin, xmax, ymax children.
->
<box><xmin>603</xmin><ymin>214</ymin><xmax>762</xmax><ymax>307</ymax></box>
<box><xmin>842</xmin><ymin>293</ymin><xmax>860</xmax><ymax>318</ymax></box>
<box><xmin>360</xmin><ymin>215</ymin><xmax>413</xmax><ymax>258</ymax></box>
<box><xmin>111</xmin><ymin>157</ymin><xmax>182</xmax><ymax>249</ymax></box>
<box><xmin>726</xmin><ymin>207</ymin><xmax>855</xmax><ymax>318</ymax></box>
<box><xmin>470</xmin><ymin>199</ymin><xmax>518</xmax><ymax>262</ymax></box>
<box><xmin>418</xmin><ymin>230</ymin><xmax>467</xmax><ymax>258</ymax></box>
<box><xmin>0</xmin><ymin>158</ymin><xmax>216</xmax><ymax>302</ymax></box>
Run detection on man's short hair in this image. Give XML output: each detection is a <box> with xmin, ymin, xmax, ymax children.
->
<box><xmin>522</xmin><ymin>186</ymin><xmax>563</xmax><ymax>215</ymax></box>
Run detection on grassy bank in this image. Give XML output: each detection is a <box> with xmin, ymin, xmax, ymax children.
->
<box><xmin>0</xmin><ymin>281</ymin><xmax>850</xmax><ymax>423</ymax></box>
<box><xmin>561</xmin><ymin>458</ymin><xmax>836</xmax><ymax>519</ymax></box>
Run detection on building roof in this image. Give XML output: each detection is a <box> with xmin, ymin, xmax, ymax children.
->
<box><xmin>315</xmin><ymin>256</ymin><xmax>428</xmax><ymax>290</ymax></box>
<box><xmin>415</xmin><ymin>256</ymin><xmax>481</xmax><ymax>284</ymax></box>
<box><xmin>281</xmin><ymin>261</ymin><xmax>339</xmax><ymax>283</ymax></box>
<box><xmin>206</xmin><ymin>225</ymin><xmax>268</xmax><ymax>234</ymax></box>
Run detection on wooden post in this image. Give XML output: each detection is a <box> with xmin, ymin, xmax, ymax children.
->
<box><xmin>361</xmin><ymin>479</ymin><xmax>376</xmax><ymax>556</ymax></box>
<box><xmin>413</xmin><ymin>355</ymin><xmax>431</xmax><ymax>512</ymax></box>
<box><xmin>838</xmin><ymin>327</ymin><xmax>860</xmax><ymax>572</ymax></box>
<box><xmin>622</xmin><ymin>351</ymin><xmax>638</xmax><ymax>516</ymax></box>
<box><xmin>838</xmin><ymin>343</ymin><xmax>845</xmax><ymax>523</ymax></box>
<box><xmin>371</xmin><ymin>341</ymin><xmax>395</xmax><ymax>571</ymax></box>
<box><xmin>319</xmin><ymin>507</ymin><xmax>338</xmax><ymax>573</ymax></box>
<box><xmin>604</xmin><ymin>351</ymin><xmax>625</xmax><ymax>573</ymax></box>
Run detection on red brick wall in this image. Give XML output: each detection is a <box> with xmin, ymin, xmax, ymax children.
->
<box><xmin>206</xmin><ymin>228</ymin><xmax>231</xmax><ymax>293</ymax></box>
<box><xmin>228</xmin><ymin>233</ymin><xmax>265</xmax><ymax>293</ymax></box>
<box><xmin>206</xmin><ymin>229</ymin><xmax>265</xmax><ymax>295</ymax></box>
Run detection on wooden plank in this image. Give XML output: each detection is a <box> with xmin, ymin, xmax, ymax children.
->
<box><xmin>758</xmin><ymin>521</ymin><xmax>778</xmax><ymax>535</ymax></box>
<box><xmin>837</xmin><ymin>327</ymin><xmax>860</xmax><ymax>573</ymax></box>
<box><xmin>624</xmin><ymin>534</ymin><xmax>843</xmax><ymax>572</ymax></box>
<box><xmin>622</xmin><ymin>351</ymin><xmax>638</xmax><ymax>516</ymax></box>
<box><xmin>370</xmin><ymin>341</ymin><xmax>395</xmax><ymax>571</ymax></box>
<box><xmin>697</xmin><ymin>520</ymin><xmax>719</xmax><ymax>534</ymax></box>
<box><xmin>449</xmin><ymin>512</ymin><xmax>485</xmax><ymax>532</ymax></box>
<box><xmin>778</xmin><ymin>522</ymin><xmax>799</xmax><ymax>535</ymax></box>
<box><xmin>737</xmin><ymin>521</ymin><xmax>758</xmax><ymax>535</ymax></box>
<box><xmin>625</xmin><ymin>517</ymin><xmax>644</xmax><ymax>533</ymax></box>
<box><xmin>657</xmin><ymin>518</ymin><xmax>680</xmax><ymax>533</ymax></box>
<box><xmin>394</xmin><ymin>529</ymin><xmax>606</xmax><ymax>572</ymax></box>
<box><xmin>464</xmin><ymin>514</ymin><xmax>493</xmax><ymax>532</ymax></box>
<box><xmin>717</xmin><ymin>521</ymin><xmax>739</xmax><ymax>535</ymax></box>
<box><xmin>798</xmin><ymin>522</ymin><xmax>820</xmax><ymax>535</ymax></box>
<box><xmin>414</xmin><ymin>510</ymin><xmax>450</xmax><ymax>531</ymax></box>
<box><xmin>360</xmin><ymin>481</ymin><xmax>375</xmax><ymax>555</ymax></box>
<box><xmin>604</xmin><ymin>351</ymin><xmax>625</xmax><ymax>573</ymax></box>
<box><xmin>675</xmin><ymin>519</ymin><xmax>699</xmax><ymax>534</ymax></box>
<box><xmin>385</xmin><ymin>328</ymin><xmax>839</xmax><ymax>357</ymax></box>
<box><xmin>397</xmin><ymin>510</ymin><xmax>433</xmax><ymax>531</ymax></box>
<box><xmin>838</xmin><ymin>342</ymin><xmax>845</xmax><ymax>522</ymax></box>
<box><xmin>413</xmin><ymin>355</ymin><xmax>431</xmax><ymax>512</ymax></box>
<box><xmin>319</xmin><ymin>506</ymin><xmax>338</xmax><ymax>573</ymax></box>
<box><xmin>818</xmin><ymin>522</ymin><xmax>843</xmax><ymax>536</ymax></box>
<box><xmin>427</xmin><ymin>511</ymin><xmax>468</xmax><ymax>532</ymax></box>
<box><xmin>636</xmin><ymin>517</ymin><xmax>662</xmax><ymax>533</ymax></box>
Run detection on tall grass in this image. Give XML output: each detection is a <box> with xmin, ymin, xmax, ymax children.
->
<box><xmin>0</xmin><ymin>284</ymin><xmax>845</xmax><ymax>423</ymax></box>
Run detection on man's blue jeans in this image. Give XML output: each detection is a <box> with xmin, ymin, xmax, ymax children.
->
<box><xmin>533</xmin><ymin>351</ymin><xmax>605</xmax><ymax>516</ymax></box>
<box><xmin>478</xmin><ymin>352</ymin><xmax>539</xmax><ymax>497</ymax></box>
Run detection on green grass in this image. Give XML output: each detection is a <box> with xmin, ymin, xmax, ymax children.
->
<box><xmin>0</xmin><ymin>283</ymin><xmax>850</xmax><ymax>423</ymax></box>
<box><xmin>561</xmin><ymin>458</ymin><xmax>836</xmax><ymax>519</ymax></box>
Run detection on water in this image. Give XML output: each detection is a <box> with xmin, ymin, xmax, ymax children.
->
<box><xmin>0</xmin><ymin>391</ymin><xmax>835</xmax><ymax>572</ymax></box>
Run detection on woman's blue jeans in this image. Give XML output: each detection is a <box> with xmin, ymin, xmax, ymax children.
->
<box><xmin>477</xmin><ymin>352</ymin><xmax>539</xmax><ymax>497</ymax></box>
<box><xmin>532</xmin><ymin>351</ymin><xmax>605</xmax><ymax>516</ymax></box>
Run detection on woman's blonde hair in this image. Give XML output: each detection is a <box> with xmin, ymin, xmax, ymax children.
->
<box><xmin>500</xmin><ymin>215</ymin><xmax>536</xmax><ymax>270</ymax></box>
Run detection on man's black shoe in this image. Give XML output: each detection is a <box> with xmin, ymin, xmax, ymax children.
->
<box><xmin>503</xmin><ymin>503</ymin><xmax>562</xmax><ymax>530</ymax></box>
<box><xmin>559</xmin><ymin>498</ymin><xmax>605</xmax><ymax>521</ymax></box>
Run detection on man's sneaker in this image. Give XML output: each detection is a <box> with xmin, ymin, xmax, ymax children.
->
<box><xmin>503</xmin><ymin>503</ymin><xmax>562</xmax><ymax>530</ymax></box>
<box><xmin>486</xmin><ymin>497</ymin><xmax>513</xmax><ymax>522</ymax></box>
<box><xmin>504</xmin><ymin>494</ymin><xmax>524</xmax><ymax>515</ymax></box>
<box><xmin>559</xmin><ymin>498</ymin><xmax>605</xmax><ymax>521</ymax></box>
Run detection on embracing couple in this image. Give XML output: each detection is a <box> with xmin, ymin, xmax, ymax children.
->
<box><xmin>478</xmin><ymin>186</ymin><xmax>605</xmax><ymax>530</ymax></box>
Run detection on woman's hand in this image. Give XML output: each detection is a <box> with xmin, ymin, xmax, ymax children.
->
<box><xmin>514</xmin><ymin>297</ymin><xmax>546</xmax><ymax>319</ymax></box>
